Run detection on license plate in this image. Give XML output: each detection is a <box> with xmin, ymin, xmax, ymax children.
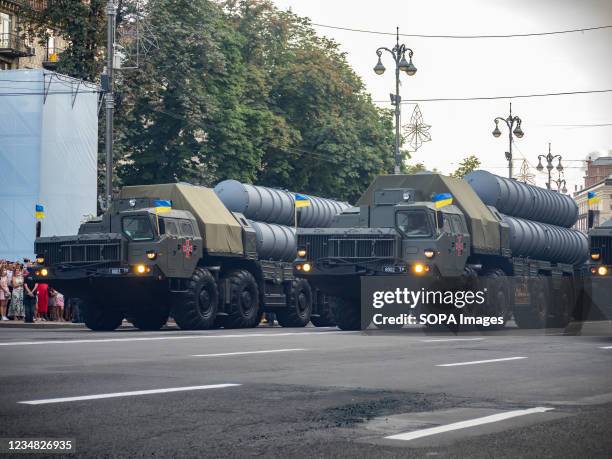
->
<box><xmin>383</xmin><ymin>265</ymin><xmax>406</xmax><ymax>273</ymax></box>
<box><xmin>110</xmin><ymin>268</ymin><xmax>125</xmax><ymax>275</ymax></box>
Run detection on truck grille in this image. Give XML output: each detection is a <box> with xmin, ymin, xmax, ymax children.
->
<box><xmin>299</xmin><ymin>234</ymin><xmax>396</xmax><ymax>261</ymax></box>
<box><xmin>591</xmin><ymin>236</ymin><xmax>612</xmax><ymax>264</ymax></box>
<box><xmin>35</xmin><ymin>239</ymin><xmax>122</xmax><ymax>265</ymax></box>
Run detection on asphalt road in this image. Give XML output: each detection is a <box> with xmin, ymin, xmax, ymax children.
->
<box><xmin>1</xmin><ymin>321</ymin><xmax>611</xmax><ymax>458</ymax></box>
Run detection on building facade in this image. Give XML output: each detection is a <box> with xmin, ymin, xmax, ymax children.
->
<box><xmin>574</xmin><ymin>175</ymin><xmax>612</xmax><ymax>232</ymax></box>
<box><xmin>0</xmin><ymin>0</ymin><xmax>63</xmax><ymax>70</ymax></box>
<box><xmin>584</xmin><ymin>156</ymin><xmax>612</xmax><ymax>188</ymax></box>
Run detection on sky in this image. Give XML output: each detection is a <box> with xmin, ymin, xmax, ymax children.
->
<box><xmin>272</xmin><ymin>0</ymin><xmax>612</xmax><ymax>192</ymax></box>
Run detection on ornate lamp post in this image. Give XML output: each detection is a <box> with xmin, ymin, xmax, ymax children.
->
<box><xmin>374</xmin><ymin>27</ymin><xmax>417</xmax><ymax>175</ymax></box>
<box><xmin>492</xmin><ymin>102</ymin><xmax>524</xmax><ymax>179</ymax></box>
<box><xmin>536</xmin><ymin>143</ymin><xmax>564</xmax><ymax>190</ymax></box>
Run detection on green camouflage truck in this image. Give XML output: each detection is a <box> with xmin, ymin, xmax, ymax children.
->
<box><xmin>294</xmin><ymin>172</ymin><xmax>589</xmax><ymax>330</ymax></box>
<box><xmin>33</xmin><ymin>183</ymin><xmax>337</xmax><ymax>331</ymax></box>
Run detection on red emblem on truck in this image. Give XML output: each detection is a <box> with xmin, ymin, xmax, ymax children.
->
<box><xmin>182</xmin><ymin>239</ymin><xmax>194</xmax><ymax>258</ymax></box>
<box><xmin>455</xmin><ymin>234</ymin><xmax>465</xmax><ymax>256</ymax></box>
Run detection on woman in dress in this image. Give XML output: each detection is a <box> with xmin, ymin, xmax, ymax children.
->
<box><xmin>9</xmin><ymin>265</ymin><xmax>25</xmax><ymax>320</ymax></box>
<box><xmin>0</xmin><ymin>267</ymin><xmax>10</xmax><ymax>320</ymax></box>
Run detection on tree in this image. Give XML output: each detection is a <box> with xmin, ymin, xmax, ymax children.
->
<box><xmin>21</xmin><ymin>0</ymin><xmax>109</xmax><ymax>82</ymax></box>
<box><xmin>450</xmin><ymin>155</ymin><xmax>481</xmax><ymax>178</ymax></box>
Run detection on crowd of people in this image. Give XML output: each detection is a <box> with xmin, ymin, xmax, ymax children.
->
<box><xmin>0</xmin><ymin>259</ymin><xmax>81</xmax><ymax>323</ymax></box>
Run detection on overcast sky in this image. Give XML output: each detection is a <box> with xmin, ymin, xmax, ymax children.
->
<box><xmin>272</xmin><ymin>0</ymin><xmax>612</xmax><ymax>192</ymax></box>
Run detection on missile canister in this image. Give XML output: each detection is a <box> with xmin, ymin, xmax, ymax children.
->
<box><xmin>214</xmin><ymin>180</ymin><xmax>349</xmax><ymax>227</ymax></box>
<box><xmin>502</xmin><ymin>214</ymin><xmax>588</xmax><ymax>265</ymax></box>
<box><xmin>248</xmin><ymin>220</ymin><xmax>296</xmax><ymax>261</ymax></box>
<box><xmin>465</xmin><ymin>170</ymin><xmax>578</xmax><ymax>228</ymax></box>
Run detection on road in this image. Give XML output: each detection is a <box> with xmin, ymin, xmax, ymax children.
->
<box><xmin>1</xmin><ymin>321</ymin><xmax>611</xmax><ymax>458</ymax></box>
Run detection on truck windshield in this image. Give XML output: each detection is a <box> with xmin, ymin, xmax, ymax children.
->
<box><xmin>396</xmin><ymin>210</ymin><xmax>432</xmax><ymax>238</ymax></box>
<box><xmin>123</xmin><ymin>216</ymin><xmax>154</xmax><ymax>241</ymax></box>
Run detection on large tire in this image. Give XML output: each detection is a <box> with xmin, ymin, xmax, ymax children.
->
<box><xmin>477</xmin><ymin>269</ymin><xmax>511</xmax><ymax>330</ymax></box>
<box><xmin>514</xmin><ymin>276</ymin><xmax>548</xmax><ymax>329</ymax></box>
<box><xmin>129</xmin><ymin>307</ymin><xmax>169</xmax><ymax>331</ymax></box>
<box><xmin>82</xmin><ymin>300</ymin><xmax>123</xmax><ymax>331</ymax></box>
<box><xmin>311</xmin><ymin>298</ymin><xmax>336</xmax><ymax>327</ymax></box>
<box><xmin>277</xmin><ymin>279</ymin><xmax>313</xmax><ymax>328</ymax></box>
<box><xmin>224</xmin><ymin>269</ymin><xmax>260</xmax><ymax>329</ymax></box>
<box><xmin>172</xmin><ymin>268</ymin><xmax>218</xmax><ymax>330</ymax></box>
<box><xmin>330</xmin><ymin>296</ymin><xmax>361</xmax><ymax>331</ymax></box>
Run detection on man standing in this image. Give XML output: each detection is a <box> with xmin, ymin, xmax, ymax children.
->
<box><xmin>23</xmin><ymin>267</ymin><xmax>38</xmax><ymax>324</ymax></box>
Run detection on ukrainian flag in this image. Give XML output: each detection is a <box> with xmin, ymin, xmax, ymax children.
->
<box><xmin>35</xmin><ymin>204</ymin><xmax>45</xmax><ymax>219</ymax></box>
<box><xmin>587</xmin><ymin>191</ymin><xmax>600</xmax><ymax>206</ymax></box>
<box><xmin>433</xmin><ymin>193</ymin><xmax>453</xmax><ymax>209</ymax></box>
<box><xmin>154</xmin><ymin>200</ymin><xmax>172</xmax><ymax>213</ymax></box>
<box><xmin>295</xmin><ymin>193</ymin><xmax>311</xmax><ymax>208</ymax></box>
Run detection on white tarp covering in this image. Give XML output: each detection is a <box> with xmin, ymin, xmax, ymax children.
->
<box><xmin>0</xmin><ymin>70</ymin><xmax>98</xmax><ymax>261</ymax></box>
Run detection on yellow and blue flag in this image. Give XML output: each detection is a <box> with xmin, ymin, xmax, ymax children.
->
<box><xmin>587</xmin><ymin>191</ymin><xmax>600</xmax><ymax>206</ymax></box>
<box><xmin>35</xmin><ymin>204</ymin><xmax>45</xmax><ymax>219</ymax></box>
<box><xmin>433</xmin><ymin>193</ymin><xmax>453</xmax><ymax>209</ymax></box>
<box><xmin>154</xmin><ymin>200</ymin><xmax>172</xmax><ymax>213</ymax></box>
<box><xmin>295</xmin><ymin>194</ymin><xmax>311</xmax><ymax>209</ymax></box>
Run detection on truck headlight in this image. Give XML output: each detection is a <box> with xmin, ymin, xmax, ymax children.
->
<box><xmin>146</xmin><ymin>250</ymin><xmax>157</xmax><ymax>260</ymax></box>
<box><xmin>134</xmin><ymin>264</ymin><xmax>151</xmax><ymax>274</ymax></box>
<box><xmin>424</xmin><ymin>249</ymin><xmax>435</xmax><ymax>259</ymax></box>
<box><xmin>40</xmin><ymin>268</ymin><xmax>48</xmax><ymax>277</ymax></box>
<box><xmin>36</xmin><ymin>256</ymin><xmax>45</xmax><ymax>264</ymax></box>
<box><xmin>302</xmin><ymin>263</ymin><xmax>312</xmax><ymax>272</ymax></box>
<box><xmin>597</xmin><ymin>266</ymin><xmax>608</xmax><ymax>276</ymax></box>
<box><xmin>412</xmin><ymin>263</ymin><xmax>429</xmax><ymax>275</ymax></box>
<box><xmin>297</xmin><ymin>248</ymin><xmax>307</xmax><ymax>258</ymax></box>
<box><xmin>590</xmin><ymin>251</ymin><xmax>601</xmax><ymax>261</ymax></box>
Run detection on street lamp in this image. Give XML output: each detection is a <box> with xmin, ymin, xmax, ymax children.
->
<box><xmin>536</xmin><ymin>143</ymin><xmax>564</xmax><ymax>190</ymax></box>
<box><xmin>374</xmin><ymin>27</ymin><xmax>417</xmax><ymax>175</ymax></box>
<box><xmin>492</xmin><ymin>102</ymin><xmax>524</xmax><ymax>179</ymax></box>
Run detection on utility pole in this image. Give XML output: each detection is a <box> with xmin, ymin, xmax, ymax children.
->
<box><xmin>104</xmin><ymin>0</ymin><xmax>117</xmax><ymax>209</ymax></box>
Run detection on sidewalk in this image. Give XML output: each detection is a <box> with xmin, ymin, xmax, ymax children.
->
<box><xmin>0</xmin><ymin>320</ymin><xmax>87</xmax><ymax>329</ymax></box>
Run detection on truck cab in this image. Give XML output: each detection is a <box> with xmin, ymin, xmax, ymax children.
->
<box><xmin>294</xmin><ymin>188</ymin><xmax>471</xmax><ymax>299</ymax></box>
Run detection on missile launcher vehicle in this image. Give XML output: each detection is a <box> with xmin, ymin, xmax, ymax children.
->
<box><xmin>33</xmin><ymin>182</ymin><xmax>348</xmax><ymax>331</ymax></box>
<box><xmin>294</xmin><ymin>171</ymin><xmax>589</xmax><ymax>330</ymax></box>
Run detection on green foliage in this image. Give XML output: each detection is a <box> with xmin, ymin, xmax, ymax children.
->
<box><xmin>21</xmin><ymin>0</ymin><xmax>107</xmax><ymax>81</ymax></box>
<box><xmin>25</xmin><ymin>0</ymin><xmax>397</xmax><ymax>203</ymax></box>
<box><xmin>450</xmin><ymin>155</ymin><xmax>481</xmax><ymax>178</ymax></box>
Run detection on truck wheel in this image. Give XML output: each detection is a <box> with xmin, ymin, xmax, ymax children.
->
<box><xmin>277</xmin><ymin>279</ymin><xmax>313</xmax><ymax>327</ymax></box>
<box><xmin>330</xmin><ymin>296</ymin><xmax>361</xmax><ymax>331</ymax></box>
<box><xmin>224</xmin><ymin>270</ymin><xmax>260</xmax><ymax>329</ymax></box>
<box><xmin>514</xmin><ymin>276</ymin><xmax>548</xmax><ymax>329</ymax></box>
<box><xmin>311</xmin><ymin>299</ymin><xmax>336</xmax><ymax>327</ymax></box>
<box><xmin>130</xmin><ymin>308</ymin><xmax>169</xmax><ymax>331</ymax></box>
<box><xmin>82</xmin><ymin>301</ymin><xmax>123</xmax><ymax>331</ymax></box>
<box><xmin>478</xmin><ymin>269</ymin><xmax>511</xmax><ymax>330</ymax></box>
<box><xmin>172</xmin><ymin>268</ymin><xmax>218</xmax><ymax>330</ymax></box>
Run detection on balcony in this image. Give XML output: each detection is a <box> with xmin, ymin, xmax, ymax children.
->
<box><xmin>0</xmin><ymin>33</ymin><xmax>35</xmax><ymax>58</ymax></box>
<box><xmin>42</xmin><ymin>45</ymin><xmax>62</xmax><ymax>69</ymax></box>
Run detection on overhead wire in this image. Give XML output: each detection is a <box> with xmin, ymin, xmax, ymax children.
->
<box><xmin>311</xmin><ymin>23</ymin><xmax>612</xmax><ymax>39</ymax></box>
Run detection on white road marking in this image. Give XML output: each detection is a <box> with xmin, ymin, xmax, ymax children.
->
<box><xmin>19</xmin><ymin>383</ymin><xmax>241</xmax><ymax>405</ymax></box>
<box><xmin>601</xmin><ymin>346</ymin><xmax>612</xmax><ymax>349</ymax></box>
<box><xmin>436</xmin><ymin>356</ymin><xmax>527</xmax><ymax>367</ymax></box>
<box><xmin>0</xmin><ymin>331</ymin><xmax>345</xmax><ymax>347</ymax></box>
<box><xmin>385</xmin><ymin>407</ymin><xmax>554</xmax><ymax>441</ymax></box>
<box><xmin>420</xmin><ymin>338</ymin><xmax>485</xmax><ymax>343</ymax></box>
<box><xmin>192</xmin><ymin>348</ymin><xmax>306</xmax><ymax>357</ymax></box>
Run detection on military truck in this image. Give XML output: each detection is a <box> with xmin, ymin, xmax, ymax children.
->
<box><xmin>584</xmin><ymin>218</ymin><xmax>612</xmax><ymax>320</ymax></box>
<box><xmin>294</xmin><ymin>172</ymin><xmax>589</xmax><ymax>330</ymax></box>
<box><xmin>33</xmin><ymin>182</ymin><xmax>347</xmax><ymax>331</ymax></box>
